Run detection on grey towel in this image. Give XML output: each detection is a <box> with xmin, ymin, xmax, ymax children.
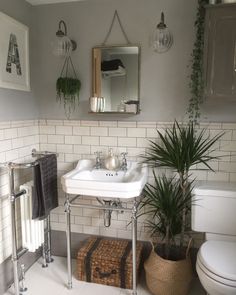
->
<box><xmin>33</xmin><ymin>154</ymin><xmax>58</xmax><ymax>219</ymax></box>
<box><xmin>101</xmin><ymin>59</ymin><xmax>125</xmax><ymax>71</ymax></box>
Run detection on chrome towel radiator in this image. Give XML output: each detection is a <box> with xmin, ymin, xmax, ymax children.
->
<box><xmin>0</xmin><ymin>149</ymin><xmax>58</xmax><ymax>295</ymax></box>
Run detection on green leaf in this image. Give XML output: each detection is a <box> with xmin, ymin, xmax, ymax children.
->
<box><xmin>142</xmin><ymin>121</ymin><xmax>224</xmax><ymax>175</ymax></box>
<box><xmin>56</xmin><ymin>77</ymin><xmax>81</xmax><ymax>119</ymax></box>
<box><xmin>187</xmin><ymin>0</ymin><xmax>208</xmax><ymax>123</ymax></box>
<box><xmin>140</xmin><ymin>173</ymin><xmax>193</xmax><ymax>259</ymax></box>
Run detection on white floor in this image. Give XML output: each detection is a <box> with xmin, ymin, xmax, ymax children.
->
<box><xmin>5</xmin><ymin>256</ymin><xmax>205</xmax><ymax>295</ymax></box>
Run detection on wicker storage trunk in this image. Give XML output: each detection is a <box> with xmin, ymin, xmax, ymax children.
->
<box><xmin>77</xmin><ymin>237</ymin><xmax>143</xmax><ymax>289</ymax></box>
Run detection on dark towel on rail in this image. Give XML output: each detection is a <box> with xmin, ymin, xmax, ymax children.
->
<box><xmin>101</xmin><ymin>59</ymin><xmax>125</xmax><ymax>71</ymax></box>
<box><xmin>33</xmin><ymin>154</ymin><xmax>58</xmax><ymax>219</ymax></box>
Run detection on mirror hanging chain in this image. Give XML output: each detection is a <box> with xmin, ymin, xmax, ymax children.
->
<box><xmin>102</xmin><ymin>10</ymin><xmax>131</xmax><ymax>45</ymax></box>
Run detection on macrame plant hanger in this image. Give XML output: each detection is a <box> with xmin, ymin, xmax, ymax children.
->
<box><xmin>56</xmin><ymin>55</ymin><xmax>81</xmax><ymax>119</ymax></box>
<box><xmin>102</xmin><ymin>10</ymin><xmax>131</xmax><ymax>45</ymax></box>
<box><xmin>60</xmin><ymin>56</ymin><xmax>78</xmax><ymax>81</ymax></box>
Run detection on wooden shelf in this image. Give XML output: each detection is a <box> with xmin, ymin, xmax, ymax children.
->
<box><xmin>88</xmin><ymin>111</ymin><xmax>138</xmax><ymax>115</ymax></box>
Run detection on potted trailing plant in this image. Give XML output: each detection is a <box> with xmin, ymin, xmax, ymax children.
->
<box><xmin>141</xmin><ymin>121</ymin><xmax>223</xmax><ymax>295</ymax></box>
<box><xmin>56</xmin><ymin>76</ymin><xmax>81</xmax><ymax>118</ymax></box>
<box><xmin>56</xmin><ymin>56</ymin><xmax>81</xmax><ymax>119</ymax></box>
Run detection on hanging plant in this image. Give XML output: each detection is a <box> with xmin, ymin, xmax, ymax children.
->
<box><xmin>187</xmin><ymin>0</ymin><xmax>208</xmax><ymax>124</ymax></box>
<box><xmin>56</xmin><ymin>56</ymin><xmax>81</xmax><ymax>119</ymax></box>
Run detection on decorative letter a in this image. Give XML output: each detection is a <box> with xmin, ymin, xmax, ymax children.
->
<box><xmin>6</xmin><ymin>33</ymin><xmax>22</xmax><ymax>76</ymax></box>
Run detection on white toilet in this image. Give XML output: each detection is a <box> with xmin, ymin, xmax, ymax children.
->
<box><xmin>192</xmin><ymin>181</ymin><xmax>236</xmax><ymax>295</ymax></box>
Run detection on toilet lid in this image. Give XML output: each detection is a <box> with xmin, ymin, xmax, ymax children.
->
<box><xmin>197</xmin><ymin>259</ymin><xmax>236</xmax><ymax>288</ymax></box>
<box><xmin>193</xmin><ymin>181</ymin><xmax>236</xmax><ymax>198</ymax></box>
<box><xmin>198</xmin><ymin>241</ymin><xmax>236</xmax><ymax>281</ymax></box>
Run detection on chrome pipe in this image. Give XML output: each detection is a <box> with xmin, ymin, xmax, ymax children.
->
<box><xmin>42</xmin><ymin>239</ymin><xmax>48</xmax><ymax>268</ymax></box>
<box><xmin>0</xmin><ymin>148</ymin><xmax>59</xmax><ymax>171</ymax></box>
<box><xmin>0</xmin><ymin>161</ymin><xmax>38</xmax><ymax>169</ymax></box>
<box><xmin>69</xmin><ymin>202</ymin><xmax>131</xmax><ymax>212</ymax></box>
<box><xmin>9</xmin><ymin>162</ymin><xmax>38</xmax><ymax>169</ymax></box>
<box><xmin>15</xmin><ymin>190</ymin><xmax>26</xmax><ymax>199</ymax></box>
<box><xmin>42</xmin><ymin>220</ymin><xmax>48</xmax><ymax>268</ymax></box>
<box><xmin>17</xmin><ymin>248</ymin><xmax>28</xmax><ymax>260</ymax></box>
<box><xmin>0</xmin><ymin>162</ymin><xmax>8</xmax><ymax>168</ymax></box>
<box><xmin>9</xmin><ymin>168</ymin><xmax>20</xmax><ymax>295</ymax></box>
<box><xmin>65</xmin><ymin>194</ymin><xmax>72</xmax><ymax>289</ymax></box>
<box><xmin>19</xmin><ymin>264</ymin><xmax>27</xmax><ymax>292</ymax></box>
<box><xmin>132</xmin><ymin>199</ymin><xmax>138</xmax><ymax>295</ymax></box>
<box><xmin>46</xmin><ymin>215</ymin><xmax>54</xmax><ymax>263</ymax></box>
<box><xmin>103</xmin><ymin>200</ymin><xmax>112</xmax><ymax>227</ymax></box>
<box><xmin>69</xmin><ymin>194</ymin><xmax>81</xmax><ymax>204</ymax></box>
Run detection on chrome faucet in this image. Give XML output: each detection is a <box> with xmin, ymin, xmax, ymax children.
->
<box><xmin>120</xmin><ymin>152</ymin><xmax>128</xmax><ymax>171</ymax></box>
<box><xmin>94</xmin><ymin>151</ymin><xmax>102</xmax><ymax>169</ymax></box>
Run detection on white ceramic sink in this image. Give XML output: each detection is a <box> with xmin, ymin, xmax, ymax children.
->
<box><xmin>61</xmin><ymin>159</ymin><xmax>148</xmax><ymax>199</ymax></box>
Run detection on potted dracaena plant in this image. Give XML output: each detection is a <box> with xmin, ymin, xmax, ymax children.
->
<box><xmin>140</xmin><ymin>121</ymin><xmax>223</xmax><ymax>295</ymax></box>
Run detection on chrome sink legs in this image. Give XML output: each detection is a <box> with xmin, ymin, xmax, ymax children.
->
<box><xmin>65</xmin><ymin>194</ymin><xmax>140</xmax><ymax>294</ymax></box>
<box><xmin>65</xmin><ymin>194</ymin><xmax>72</xmax><ymax>289</ymax></box>
<box><xmin>132</xmin><ymin>198</ymin><xmax>138</xmax><ymax>295</ymax></box>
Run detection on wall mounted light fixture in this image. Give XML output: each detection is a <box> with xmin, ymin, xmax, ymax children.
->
<box><xmin>52</xmin><ymin>20</ymin><xmax>77</xmax><ymax>57</ymax></box>
<box><xmin>151</xmin><ymin>12</ymin><xmax>173</xmax><ymax>53</ymax></box>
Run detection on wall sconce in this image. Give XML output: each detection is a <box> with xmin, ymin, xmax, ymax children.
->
<box><xmin>52</xmin><ymin>20</ymin><xmax>77</xmax><ymax>57</ymax></box>
<box><xmin>151</xmin><ymin>12</ymin><xmax>173</xmax><ymax>53</ymax></box>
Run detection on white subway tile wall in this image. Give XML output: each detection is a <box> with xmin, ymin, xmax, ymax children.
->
<box><xmin>38</xmin><ymin>120</ymin><xmax>236</xmax><ymax>249</ymax></box>
<box><xmin>0</xmin><ymin>119</ymin><xmax>236</xmax><ymax>265</ymax></box>
<box><xmin>0</xmin><ymin>120</ymin><xmax>39</xmax><ymax>264</ymax></box>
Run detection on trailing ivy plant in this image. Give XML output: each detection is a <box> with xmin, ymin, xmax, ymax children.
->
<box><xmin>56</xmin><ymin>56</ymin><xmax>81</xmax><ymax>119</ymax></box>
<box><xmin>188</xmin><ymin>0</ymin><xmax>208</xmax><ymax>124</ymax></box>
<box><xmin>56</xmin><ymin>77</ymin><xmax>81</xmax><ymax>119</ymax></box>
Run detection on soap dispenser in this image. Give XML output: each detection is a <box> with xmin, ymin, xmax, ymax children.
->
<box><xmin>104</xmin><ymin>148</ymin><xmax>120</xmax><ymax>170</ymax></box>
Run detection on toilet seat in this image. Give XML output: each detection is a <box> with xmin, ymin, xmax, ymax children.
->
<box><xmin>197</xmin><ymin>240</ymin><xmax>236</xmax><ymax>288</ymax></box>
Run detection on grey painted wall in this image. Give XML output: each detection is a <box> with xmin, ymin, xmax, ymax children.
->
<box><xmin>1</xmin><ymin>0</ymin><xmax>235</xmax><ymax>122</ymax></box>
<box><xmin>0</xmin><ymin>0</ymin><xmax>39</xmax><ymax>120</ymax></box>
<box><xmin>32</xmin><ymin>0</ymin><xmax>199</xmax><ymax>121</ymax></box>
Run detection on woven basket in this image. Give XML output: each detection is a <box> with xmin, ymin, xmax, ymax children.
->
<box><xmin>144</xmin><ymin>246</ymin><xmax>193</xmax><ymax>295</ymax></box>
<box><xmin>77</xmin><ymin>237</ymin><xmax>143</xmax><ymax>289</ymax></box>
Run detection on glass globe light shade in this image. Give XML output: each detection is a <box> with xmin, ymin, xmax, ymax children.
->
<box><xmin>52</xmin><ymin>35</ymin><xmax>73</xmax><ymax>57</ymax></box>
<box><xmin>152</xmin><ymin>28</ymin><xmax>173</xmax><ymax>53</ymax></box>
<box><xmin>151</xmin><ymin>12</ymin><xmax>173</xmax><ymax>53</ymax></box>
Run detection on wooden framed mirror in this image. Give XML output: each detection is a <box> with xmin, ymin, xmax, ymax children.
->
<box><xmin>91</xmin><ymin>45</ymin><xmax>140</xmax><ymax>114</ymax></box>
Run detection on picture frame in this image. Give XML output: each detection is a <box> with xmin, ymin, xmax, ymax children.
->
<box><xmin>0</xmin><ymin>12</ymin><xmax>30</xmax><ymax>91</ymax></box>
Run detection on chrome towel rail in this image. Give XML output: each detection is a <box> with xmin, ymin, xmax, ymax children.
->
<box><xmin>0</xmin><ymin>161</ymin><xmax>37</xmax><ymax>169</ymax></box>
<box><xmin>0</xmin><ymin>149</ymin><xmax>57</xmax><ymax>295</ymax></box>
<box><xmin>0</xmin><ymin>149</ymin><xmax>58</xmax><ymax>170</ymax></box>
<box><xmin>32</xmin><ymin>148</ymin><xmax>59</xmax><ymax>158</ymax></box>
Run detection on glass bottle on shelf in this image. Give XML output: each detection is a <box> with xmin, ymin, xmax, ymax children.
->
<box><xmin>117</xmin><ymin>100</ymin><xmax>126</xmax><ymax>112</ymax></box>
